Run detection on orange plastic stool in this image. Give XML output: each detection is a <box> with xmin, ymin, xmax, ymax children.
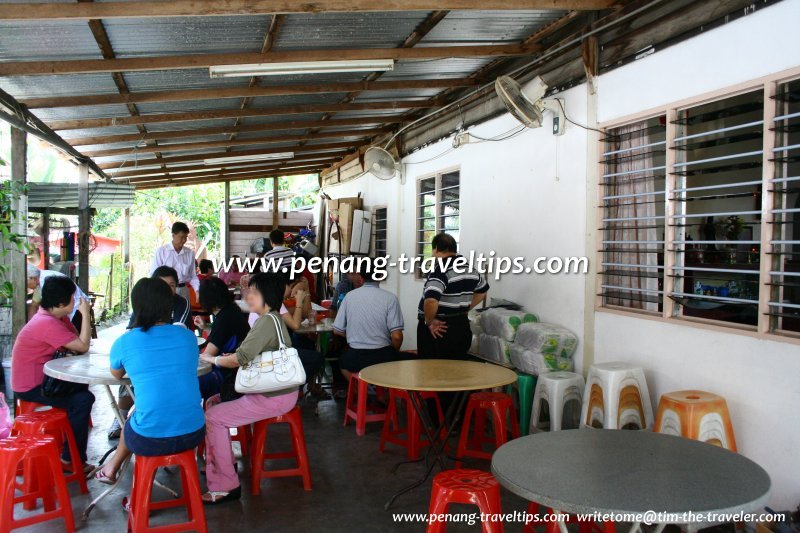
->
<box><xmin>654</xmin><ymin>390</ymin><xmax>737</xmax><ymax>451</ymax></box>
<box><xmin>250</xmin><ymin>405</ymin><xmax>311</xmax><ymax>495</ymax></box>
<box><xmin>16</xmin><ymin>399</ymin><xmax>93</xmax><ymax>427</ymax></box>
<box><xmin>426</xmin><ymin>469</ymin><xmax>504</xmax><ymax>533</ymax></box>
<box><xmin>343</xmin><ymin>374</ymin><xmax>386</xmax><ymax>436</ymax></box>
<box><xmin>456</xmin><ymin>392</ymin><xmax>520</xmax><ymax>464</ymax></box>
<box><xmin>126</xmin><ymin>449</ymin><xmax>207</xmax><ymax>533</ymax></box>
<box><xmin>0</xmin><ymin>435</ymin><xmax>75</xmax><ymax>533</ymax></box>
<box><xmin>11</xmin><ymin>411</ymin><xmax>89</xmax><ymax>498</ymax></box>
<box><xmin>380</xmin><ymin>389</ymin><xmax>445</xmax><ymax>460</ymax></box>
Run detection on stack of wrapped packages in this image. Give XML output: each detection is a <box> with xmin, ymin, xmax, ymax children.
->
<box><xmin>471</xmin><ymin>307</ymin><xmax>577</xmax><ymax>375</ymax></box>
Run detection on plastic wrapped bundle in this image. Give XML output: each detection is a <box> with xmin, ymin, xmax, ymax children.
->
<box><xmin>469</xmin><ymin>334</ymin><xmax>480</xmax><ymax>355</ymax></box>
<box><xmin>479</xmin><ymin>333</ymin><xmax>512</xmax><ymax>366</ymax></box>
<box><xmin>468</xmin><ymin>309</ymin><xmax>483</xmax><ymax>336</ymax></box>
<box><xmin>509</xmin><ymin>344</ymin><xmax>574</xmax><ymax>375</ymax></box>
<box><xmin>514</xmin><ymin>322</ymin><xmax>578</xmax><ymax>361</ymax></box>
<box><xmin>480</xmin><ymin>308</ymin><xmax>539</xmax><ymax>342</ymax></box>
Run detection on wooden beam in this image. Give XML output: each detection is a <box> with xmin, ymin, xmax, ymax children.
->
<box><xmin>121</xmin><ymin>162</ymin><xmax>330</xmax><ymax>184</ymax></box>
<box><xmin>66</xmin><ymin>116</ymin><xmax>403</xmax><ymax>146</ymax></box>
<box><xmin>99</xmin><ymin>140</ymin><xmax>361</xmax><ymax>169</ymax></box>
<box><xmin>135</xmin><ymin>168</ymin><xmax>326</xmax><ymax>190</ymax></box>
<box><xmin>272</xmin><ymin>177</ymin><xmax>279</xmax><ymax>229</ymax></box>
<box><xmin>9</xmin><ymin>127</ymin><xmax>27</xmax><ymax>337</ymax></box>
<box><xmin>85</xmin><ymin>128</ymin><xmax>384</xmax><ymax>158</ymax></box>
<box><xmin>20</xmin><ymin>78</ymin><xmax>478</xmax><ymax>109</ymax></box>
<box><xmin>222</xmin><ymin>183</ymin><xmax>230</xmax><ymax>258</ymax></box>
<box><xmin>108</xmin><ymin>153</ymin><xmax>345</xmax><ymax>179</ymax></box>
<box><xmin>77</xmin><ymin>162</ymin><xmax>90</xmax><ymax>294</ymax></box>
<box><xmin>0</xmin><ymin>44</ymin><xmax>539</xmax><ymax>77</ymax></box>
<box><xmin>0</xmin><ymin>1</ymin><xmax>613</xmax><ymax>20</ymax></box>
<box><xmin>48</xmin><ymin>101</ymin><xmax>428</xmax><ymax>130</ymax></box>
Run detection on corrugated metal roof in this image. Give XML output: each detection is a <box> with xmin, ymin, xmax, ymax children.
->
<box><xmin>61</xmin><ymin>125</ymin><xmax>143</xmax><ymax>139</ymax></box>
<box><xmin>239</xmin><ymin>113</ymin><xmax>327</xmax><ymax>126</ymax></box>
<box><xmin>354</xmin><ymin>88</ymin><xmax>441</xmax><ymax>101</ymax></box>
<box><xmin>122</xmin><ymin>69</ymin><xmax>249</xmax><ymax>92</ymax></box>
<box><xmin>272</xmin><ymin>12</ymin><xmax>431</xmax><ymax>51</ymax></box>
<box><xmin>135</xmin><ymin>99</ymin><xmax>243</xmax><ymax>115</ymax></box>
<box><xmin>419</xmin><ymin>10</ymin><xmax>567</xmax><ymax>45</ymax></box>
<box><xmin>381</xmin><ymin>58</ymin><xmax>494</xmax><ymax>79</ymax></box>
<box><xmin>34</xmin><ymin>104</ymin><xmax>134</xmax><ymax>122</ymax></box>
<box><xmin>103</xmin><ymin>16</ymin><xmax>273</xmax><ymax>58</ymax></box>
<box><xmin>0</xmin><ymin>20</ymin><xmax>102</xmax><ymax>61</ymax></box>
<box><xmin>28</xmin><ymin>182</ymin><xmax>135</xmax><ymax>209</ymax></box>
<box><xmin>0</xmin><ymin>74</ymin><xmax>120</xmax><ymax>99</ymax></box>
<box><xmin>144</xmin><ymin>119</ymin><xmax>238</xmax><ymax>132</ymax></box>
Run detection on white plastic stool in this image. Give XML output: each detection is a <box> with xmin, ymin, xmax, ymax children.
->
<box><xmin>529</xmin><ymin>371</ymin><xmax>585</xmax><ymax>432</ymax></box>
<box><xmin>580</xmin><ymin>362</ymin><xmax>654</xmax><ymax>430</ymax></box>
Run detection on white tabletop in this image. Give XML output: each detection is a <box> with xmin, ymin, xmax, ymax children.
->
<box><xmin>44</xmin><ymin>354</ymin><xmax>211</xmax><ymax>386</ymax></box>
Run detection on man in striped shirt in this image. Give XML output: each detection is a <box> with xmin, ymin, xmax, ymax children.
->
<box><xmin>418</xmin><ymin>233</ymin><xmax>489</xmax><ymax>360</ymax></box>
<box><xmin>262</xmin><ymin>229</ymin><xmax>296</xmax><ymax>277</ymax></box>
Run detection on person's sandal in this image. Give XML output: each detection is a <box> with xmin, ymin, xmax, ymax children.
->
<box><xmin>95</xmin><ymin>469</ymin><xmax>116</xmax><ymax>485</ymax></box>
<box><xmin>202</xmin><ymin>486</ymin><xmax>241</xmax><ymax>505</ymax></box>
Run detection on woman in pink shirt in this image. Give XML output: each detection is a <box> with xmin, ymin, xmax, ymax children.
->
<box><xmin>11</xmin><ymin>275</ymin><xmax>95</xmax><ymax>470</ymax></box>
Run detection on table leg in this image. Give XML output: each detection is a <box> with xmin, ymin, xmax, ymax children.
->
<box><xmin>384</xmin><ymin>391</ymin><xmax>469</xmax><ymax>510</ymax></box>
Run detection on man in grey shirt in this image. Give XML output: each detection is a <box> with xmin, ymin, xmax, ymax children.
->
<box><xmin>333</xmin><ymin>262</ymin><xmax>405</xmax><ymax>380</ymax></box>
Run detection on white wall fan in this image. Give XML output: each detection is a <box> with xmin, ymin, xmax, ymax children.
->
<box><xmin>495</xmin><ymin>75</ymin><xmax>566</xmax><ymax>135</ymax></box>
<box><xmin>362</xmin><ymin>146</ymin><xmax>401</xmax><ymax>181</ymax></box>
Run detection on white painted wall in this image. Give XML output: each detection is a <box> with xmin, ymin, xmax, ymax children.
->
<box><xmin>324</xmin><ymin>0</ymin><xmax>800</xmax><ymax>509</ymax></box>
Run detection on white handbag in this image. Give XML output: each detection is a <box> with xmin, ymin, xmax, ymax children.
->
<box><xmin>234</xmin><ymin>313</ymin><xmax>306</xmax><ymax>394</ymax></box>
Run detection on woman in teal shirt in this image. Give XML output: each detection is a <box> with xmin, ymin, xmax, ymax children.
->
<box><xmin>96</xmin><ymin>277</ymin><xmax>205</xmax><ymax>483</ymax></box>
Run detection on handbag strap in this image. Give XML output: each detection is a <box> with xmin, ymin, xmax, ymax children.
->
<box><xmin>268</xmin><ymin>312</ymin><xmax>288</xmax><ymax>350</ymax></box>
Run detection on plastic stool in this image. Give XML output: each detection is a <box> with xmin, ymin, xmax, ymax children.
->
<box><xmin>505</xmin><ymin>372</ymin><xmax>537</xmax><ymax>436</ymax></box>
<box><xmin>426</xmin><ymin>469</ymin><xmax>504</xmax><ymax>533</ymax></box>
<box><xmin>250</xmin><ymin>405</ymin><xmax>311</xmax><ymax>495</ymax></box>
<box><xmin>127</xmin><ymin>449</ymin><xmax>207</xmax><ymax>533</ymax></box>
<box><xmin>456</xmin><ymin>392</ymin><xmax>520</xmax><ymax>464</ymax></box>
<box><xmin>530</xmin><ymin>372</ymin><xmax>585</xmax><ymax>433</ymax></box>
<box><xmin>523</xmin><ymin>502</ymin><xmax>615</xmax><ymax>533</ymax></box>
<box><xmin>15</xmin><ymin>399</ymin><xmax>93</xmax><ymax>427</ymax></box>
<box><xmin>580</xmin><ymin>362</ymin><xmax>653</xmax><ymax>430</ymax></box>
<box><xmin>343</xmin><ymin>374</ymin><xmax>386</xmax><ymax>436</ymax></box>
<box><xmin>655</xmin><ymin>390</ymin><xmax>737</xmax><ymax>451</ymax></box>
<box><xmin>380</xmin><ymin>389</ymin><xmax>444</xmax><ymax>459</ymax></box>
<box><xmin>11</xmin><ymin>411</ymin><xmax>89</xmax><ymax>497</ymax></box>
<box><xmin>0</xmin><ymin>434</ymin><xmax>75</xmax><ymax>533</ymax></box>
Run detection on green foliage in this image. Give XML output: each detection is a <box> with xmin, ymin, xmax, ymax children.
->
<box><xmin>0</xmin><ymin>181</ymin><xmax>33</xmax><ymax>304</ymax></box>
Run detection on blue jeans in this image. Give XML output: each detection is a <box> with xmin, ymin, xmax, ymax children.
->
<box><xmin>15</xmin><ymin>386</ymin><xmax>95</xmax><ymax>463</ymax></box>
<box><xmin>124</xmin><ymin>421</ymin><xmax>205</xmax><ymax>457</ymax></box>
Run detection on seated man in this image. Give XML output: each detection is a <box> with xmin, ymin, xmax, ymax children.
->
<box><xmin>126</xmin><ymin>266</ymin><xmax>191</xmax><ymax>329</ymax></box>
<box><xmin>26</xmin><ymin>264</ymin><xmax>88</xmax><ymax>326</ymax></box>
<box><xmin>333</xmin><ymin>262</ymin><xmax>405</xmax><ymax>381</ymax></box>
<box><xmin>198</xmin><ymin>259</ymin><xmax>215</xmax><ymax>281</ymax></box>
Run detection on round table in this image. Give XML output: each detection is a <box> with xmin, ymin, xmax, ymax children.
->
<box><xmin>359</xmin><ymin>359</ymin><xmax>518</xmax><ymax>509</ymax></box>
<box><xmin>43</xmin><ymin>354</ymin><xmax>211</xmax><ymax>519</ymax></box>
<box><xmin>491</xmin><ymin>430</ymin><xmax>771</xmax><ymax>533</ymax></box>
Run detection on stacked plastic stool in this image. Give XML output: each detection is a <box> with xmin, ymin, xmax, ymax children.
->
<box><xmin>343</xmin><ymin>374</ymin><xmax>386</xmax><ymax>436</ymax></box>
<box><xmin>0</xmin><ymin>434</ymin><xmax>75</xmax><ymax>533</ymax></box>
<box><xmin>580</xmin><ymin>362</ymin><xmax>653</xmax><ymax>430</ymax></box>
<box><xmin>504</xmin><ymin>372</ymin><xmax>537</xmax><ymax>435</ymax></box>
<box><xmin>523</xmin><ymin>502</ymin><xmax>615</xmax><ymax>533</ymax></box>
<box><xmin>380</xmin><ymin>388</ymin><xmax>445</xmax><ymax>460</ymax></box>
<box><xmin>456</xmin><ymin>392</ymin><xmax>520</xmax><ymax>464</ymax></box>
<box><xmin>126</xmin><ymin>449</ymin><xmax>207</xmax><ymax>533</ymax></box>
<box><xmin>11</xmin><ymin>411</ymin><xmax>89</xmax><ymax>498</ymax></box>
<box><xmin>426</xmin><ymin>469</ymin><xmax>504</xmax><ymax>533</ymax></box>
<box><xmin>250</xmin><ymin>405</ymin><xmax>312</xmax><ymax>495</ymax></box>
<box><xmin>654</xmin><ymin>390</ymin><xmax>737</xmax><ymax>451</ymax></box>
<box><xmin>529</xmin><ymin>371</ymin><xmax>585</xmax><ymax>433</ymax></box>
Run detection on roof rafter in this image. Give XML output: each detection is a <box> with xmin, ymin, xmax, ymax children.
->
<box><xmin>135</xmin><ymin>167</ymin><xmax>330</xmax><ymax>190</ymax></box>
<box><xmin>121</xmin><ymin>163</ymin><xmax>329</xmax><ymax>184</ymax></box>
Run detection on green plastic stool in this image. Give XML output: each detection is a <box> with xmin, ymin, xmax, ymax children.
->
<box><xmin>505</xmin><ymin>372</ymin><xmax>537</xmax><ymax>436</ymax></box>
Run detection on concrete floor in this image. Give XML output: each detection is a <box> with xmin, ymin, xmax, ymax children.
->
<box><xmin>13</xmin><ymin>323</ymin><xmax>533</xmax><ymax>532</ymax></box>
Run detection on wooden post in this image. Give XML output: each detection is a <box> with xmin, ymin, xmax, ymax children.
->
<box><xmin>122</xmin><ymin>208</ymin><xmax>130</xmax><ymax>312</ymax></box>
<box><xmin>272</xmin><ymin>176</ymin><xmax>279</xmax><ymax>230</ymax></box>
<box><xmin>77</xmin><ymin>162</ymin><xmax>90</xmax><ymax>294</ymax></box>
<box><xmin>222</xmin><ymin>181</ymin><xmax>230</xmax><ymax>258</ymax></box>
<box><xmin>42</xmin><ymin>208</ymin><xmax>50</xmax><ymax>270</ymax></box>
<box><xmin>10</xmin><ymin>127</ymin><xmax>27</xmax><ymax>337</ymax></box>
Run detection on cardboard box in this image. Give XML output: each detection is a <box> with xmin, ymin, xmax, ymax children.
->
<box><xmin>327</xmin><ymin>197</ymin><xmax>362</xmax><ymax>222</ymax></box>
<box><xmin>349</xmin><ymin>209</ymin><xmax>371</xmax><ymax>255</ymax></box>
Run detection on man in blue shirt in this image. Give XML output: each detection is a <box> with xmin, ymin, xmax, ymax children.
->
<box><xmin>333</xmin><ymin>262</ymin><xmax>405</xmax><ymax>381</ymax></box>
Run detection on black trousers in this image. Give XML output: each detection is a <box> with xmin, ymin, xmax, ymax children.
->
<box><xmin>417</xmin><ymin>315</ymin><xmax>472</xmax><ymax>360</ymax></box>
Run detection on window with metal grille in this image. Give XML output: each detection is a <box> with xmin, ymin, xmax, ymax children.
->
<box><xmin>600</xmin><ymin>116</ymin><xmax>667</xmax><ymax>312</ymax></box>
<box><xmin>417</xmin><ymin>170</ymin><xmax>460</xmax><ymax>275</ymax></box>
<box><xmin>770</xmin><ymin>78</ymin><xmax>800</xmax><ymax>333</ymax></box>
<box><xmin>372</xmin><ymin>206</ymin><xmax>387</xmax><ymax>257</ymax></box>
<box><xmin>670</xmin><ymin>90</ymin><xmax>764</xmax><ymax>327</ymax></box>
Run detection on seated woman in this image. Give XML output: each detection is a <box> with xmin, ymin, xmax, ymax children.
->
<box><xmin>194</xmin><ymin>277</ymin><xmax>250</xmax><ymax>401</ymax></box>
<box><xmin>199</xmin><ymin>273</ymin><xmax>299</xmax><ymax>504</ymax></box>
<box><xmin>95</xmin><ymin>277</ymin><xmax>205</xmax><ymax>483</ymax></box>
<box><xmin>12</xmin><ymin>275</ymin><xmax>95</xmax><ymax>471</ymax></box>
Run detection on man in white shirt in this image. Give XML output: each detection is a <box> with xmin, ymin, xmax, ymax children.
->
<box><xmin>26</xmin><ymin>264</ymin><xmax>88</xmax><ymax>321</ymax></box>
<box><xmin>150</xmin><ymin>221</ymin><xmax>199</xmax><ymax>301</ymax></box>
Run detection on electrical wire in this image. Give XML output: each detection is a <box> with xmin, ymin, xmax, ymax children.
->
<box><xmin>555</xmin><ymin>98</ymin><xmax>605</xmax><ymax>134</ymax></box>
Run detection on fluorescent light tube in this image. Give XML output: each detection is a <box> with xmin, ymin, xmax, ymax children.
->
<box><xmin>203</xmin><ymin>152</ymin><xmax>294</xmax><ymax>165</ymax></box>
<box><xmin>209</xmin><ymin>59</ymin><xmax>394</xmax><ymax>78</ymax></box>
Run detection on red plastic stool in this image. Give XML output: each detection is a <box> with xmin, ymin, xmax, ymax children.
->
<box><xmin>250</xmin><ymin>405</ymin><xmax>311</xmax><ymax>495</ymax></box>
<box><xmin>126</xmin><ymin>449</ymin><xmax>207</xmax><ymax>533</ymax></box>
<box><xmin>16</xmin><ymin>399</ymin><xmax>94</xmax><ymax>427</ymax></box>
<box><xmin>426</xmin><ymin>469</ymin><xmax>504</xmax><ymax>533</ymax></box>
<box><xmin>523</xmin><ymin>502</ymin><xmax>616</xmax><ymax>533</ymax></box>
<box><xmin>380</xmin><ymin>389</ymin><xmax>445</xmax><ymax>459</ymax></box>
<box><xmin>0</xmin><ymin>434</ymin><xmax>75</xmax><ymax>533</ymax></box>
<box><xmin>343</xmin><ymin>374</ymin><xmax>386</xmax><ymax>436</ymax></box>
<box><xmin>12</xmin><ymin>411</ymin><xmax>89</xmax><ymax>498</ymax></box>
<box><xmin>456</xmin><ymin>392</ymin><xmax>520</xmax><ymax>465</ymax></box>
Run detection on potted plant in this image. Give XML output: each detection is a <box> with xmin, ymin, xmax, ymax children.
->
<box><xmin>716</xmin><ymin>215</ymin><xmax>746</xmax><ymax>263</ymax></box>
